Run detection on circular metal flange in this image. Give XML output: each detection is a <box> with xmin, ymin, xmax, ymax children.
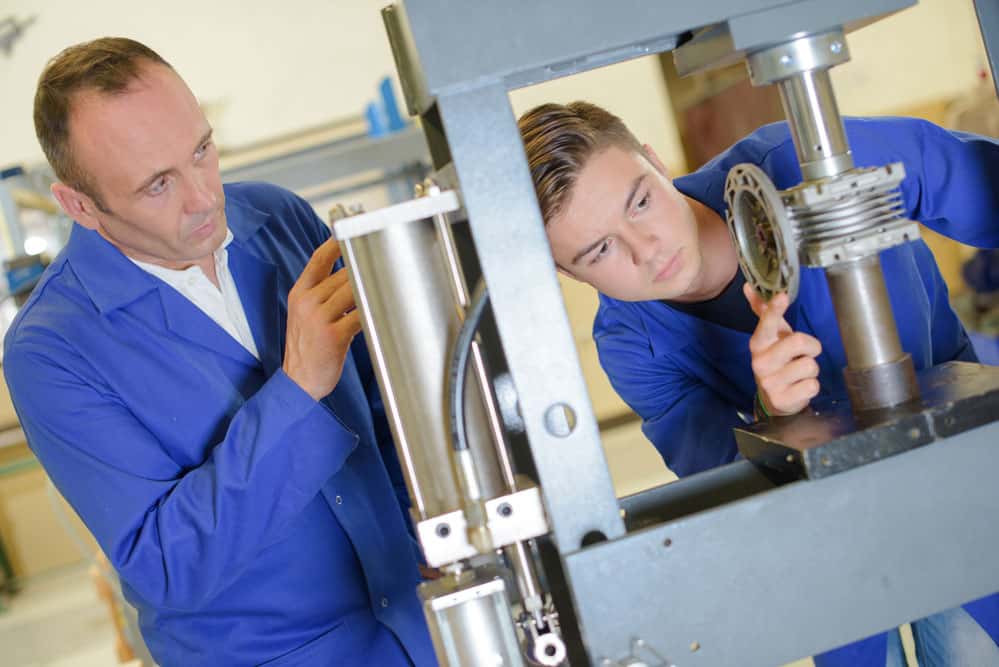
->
<box><xmin>725</xmin><ymin>163</ymin><xmax>800</xmax><ymax>303</ymax></box>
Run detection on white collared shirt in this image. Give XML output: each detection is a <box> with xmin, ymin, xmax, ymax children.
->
<box><xmin>130</xmin><ymin>230</ymin><xmax>260</xmax><ymax>360</ymax></box>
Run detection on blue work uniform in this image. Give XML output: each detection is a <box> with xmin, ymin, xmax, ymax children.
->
<box><xmin>3</xmin><ymin>183</ymin><xmax>437</xmax><ymax>667</ymax></box>
<box><xmin>593</xmin><ymin>117</ymin><xmax>999</xmax><ymax>665</ymax></box>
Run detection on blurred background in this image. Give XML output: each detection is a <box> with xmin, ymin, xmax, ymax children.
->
<box><xmin>0</xmin><ymin>1</ymin><xmax>996</xmax><ymax>665</ymax></box>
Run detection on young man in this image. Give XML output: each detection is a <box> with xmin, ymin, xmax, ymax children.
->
<box><xmin>5</xmin><ymin>38</ymin><xmax>435</xmax><ymax>666</ymax></box>
<box><xmin>519</xmin><ymin>101</ymin><xmax>999</xmax><ymax>666</ymax></box>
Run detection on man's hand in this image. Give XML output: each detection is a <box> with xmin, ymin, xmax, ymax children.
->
<box><xmin>743</xmin><ymin>283</ymin><xmax>822</xmax><ymax>417</ymax></box>
<box><xmin>283</xmin><ymin>239</ymin><xmax>362</xmax><ymax>401</ymax></box>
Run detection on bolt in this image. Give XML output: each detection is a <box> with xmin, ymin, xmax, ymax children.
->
<box><xmin>498</xmin><ymin>502</ymin><xmax>513</xmax><ymax>518</ymax></box>
<box><xmin>779</xmin><ymin>54</ymin><xmax>792</xmax><ymax>66</ymax></box>
<box><xmin>435</xmin><ymin>522</ymin><xmax>451</xmax><ymax>538</ymax></box>
<box><xmin>830</xmin><ymin>41</ymin><xmax>843</xmax><ymax>54</ymax></box>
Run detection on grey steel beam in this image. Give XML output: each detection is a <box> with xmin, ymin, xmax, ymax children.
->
<box><xmin>432</xmin><ymin>84</ymin><xmax>625</xmax><ymax>552</ymax></box>
<box><xmin>976</xmin><ymin>0</ymin><xmax>999</xmax><ymax>98</ymax></box>
<box><xmin>388</xmin><ymin>0</ymin><xmax>913</xmax><ymax>114</ymax></box>
<box><xmin>564</xmin><ymin>420</ymin><xmax>999</xmax><ymax>666</ymax></box>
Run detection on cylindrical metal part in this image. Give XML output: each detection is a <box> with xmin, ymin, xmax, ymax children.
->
<box><xmin>422</xmin><ymin>574</ymin><xmax>526</xmax><ymax>667</ymax></box>
<box><xmin>338</xmin><ymin>211</ymin><xmax>506</xmax><ymax>521</ymax></box>
<box><xmin>825</xmin><ymin>256</ymin><xmax>903</xmax><ymax>369</ymax></box>
<box><xmin>777</xmin><ymin>69</ymin><xmax>854</xmax><ymax>181</ymax></box>
<box><xmin>844</xmin><ymin>354</ymin><xmax>919</xmax><ymax>414</ymax></box>
<box><xmin>825</xmin><ymin>256</ymin><xmax>920</xmax><ymax>409</ymax></box>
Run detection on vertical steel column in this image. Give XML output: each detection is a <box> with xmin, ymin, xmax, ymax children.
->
<box><xmin>429</xmin><ymin>84</ymin><xmax>625</xmax><ymax>552</ymax></box>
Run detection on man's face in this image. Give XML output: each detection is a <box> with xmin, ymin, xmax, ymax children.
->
<box><xmin>66</xmin><ymin>63</ymin><xmax>226</xmax><ymax>270</ymax></box>
<box><xmin>547</xmin><ymin>145</ymin><xmax>702</xmax><ymax>302</ymax></box>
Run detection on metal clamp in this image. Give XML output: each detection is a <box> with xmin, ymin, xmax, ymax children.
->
<box><xmin>486</xmin><ymin>486</ymin><xmax>550</xmax><ymax>549</ymax></box>
<box><xmin>417</xmin><ymin>509</ymin><xmax>478</xmax><ymax>567</ymax></box>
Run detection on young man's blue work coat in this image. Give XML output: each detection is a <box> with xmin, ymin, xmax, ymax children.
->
<box><xmin>593</xmin><ymin>117</ymin><xmax>999</xmax><ymax>665</ymax></box>
<box><xmin>3</xmin><ymin>183</ymin><xmax>437</xmax><ymax>667</ymax></box>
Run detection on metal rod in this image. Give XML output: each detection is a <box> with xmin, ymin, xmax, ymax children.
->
<box><xmin>777</xmin><ymin>68</ymin><xmax>853</xmax><ymax>181</ymax></box>
<box><xmin>825</xmin><ymin>256</ymin><xmax>903</xmax><ymax>369</ymax></box>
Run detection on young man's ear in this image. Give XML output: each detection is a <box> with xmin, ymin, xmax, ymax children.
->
<box><xmin>51</xmin><ymin>182</ymin><xmax>102</xmax><ymax>231</ymax></box>
<box><xmin>641</xmin><ymin>143</ymin><xmax>670</xmax><ymax>177</ymax></box>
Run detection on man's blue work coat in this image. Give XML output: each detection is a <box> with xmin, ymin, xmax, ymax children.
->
<box><xmin>594</xmin><ymin>117</ymin><xmax>999</xmax><ymax>665</ymax></box>
<box><xmin>3</xmin><ymin>183</ymin><xmax>437</xmax><ymax>666</ymax></box>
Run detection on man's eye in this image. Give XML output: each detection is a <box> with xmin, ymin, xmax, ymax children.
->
<box><xmin>194</xmin><ymin>141</ymin><xmax>211</xmax><ymax>160</ymax></box>
<box><xmin>590</xmin><ymin>239</ymin><xmax>613</xmax><ymax>264</ymax></box>
<box><xmin>147</xmin><ymin>176</ymin><xmax>169</xmax><ymax>196</ymax></box>
<box><xmin>635</xmin><ymin>192</ymin><xmax>651</xmax><ymax>212</ymax></box>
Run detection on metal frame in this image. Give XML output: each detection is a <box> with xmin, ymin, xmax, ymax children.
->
<box><xmin>567</xmin><ymin>420</ymin><xmax>999</xmax><ymax>666</ymax></box>
<box><xmin>380</xmin><ymin>1</ymin><xmax>999</xmax><ymax>665</ymax></box>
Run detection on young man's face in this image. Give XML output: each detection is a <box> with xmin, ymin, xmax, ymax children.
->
<box><xmin>546</xmin><ymin>145</ymin><xmax>703</xmax><ymax>302</ymax></box>
<box><xmin>59</xmin><ymin>63</ymin><xmax>227</xmax><ymax>271</ymax></box>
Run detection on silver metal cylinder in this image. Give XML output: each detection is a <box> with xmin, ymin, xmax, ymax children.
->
<box><xmin>825</xmin><ymin>256</ymin><xmax>920</xmax><ymax>410</ymax></box>
<box><xmin>825</xmin><ymin>256</ymin><xmax>903</xmax><ymax>369</ymax></box>
<box><xmin>422</xmin><ymin>572</ymin><xmax>526</xmax><ymax>667</ymax></box>
<box><xmin>337</xmin><ymin>205</ymin><xmax>506</xmax><ymax>521</ymax></box>
<box><xmin>777</xmin><ymin>69</ymin><xmax>853</xmax><ymax>181</ymax></box>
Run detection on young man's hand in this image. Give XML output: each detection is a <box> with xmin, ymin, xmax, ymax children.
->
<box><xmin>743</xmin><ymin>284</ymin><xmax>822</xmax><ymax>417</ymax></box>
<box><xmin>283</xmin><ymin>238</ymin><xmax>362</xmax><ymax>401</ymax></box>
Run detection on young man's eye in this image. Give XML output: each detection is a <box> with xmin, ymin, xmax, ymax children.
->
<box><xmin>634</xmin><ymin>192</ymin><xmax>651</xmax><ymax>213</ymax></box>
<box><xmin>590</xmin><ymin>239</ymin><xmax>613</xmax><ymax>265</ymax></box>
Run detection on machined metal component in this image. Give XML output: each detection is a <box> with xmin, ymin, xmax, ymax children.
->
<box><xmin>416</xmin><ymin>486</ymin><xmax>551</xmax><ymax>568</ymax></box>
<box><xmin>486</xmin><ymin>486</ymin><xmax>550</xmax><ymax>548</ymax></box>
<box><xmin>747</xmin><ymin>30</ymin><xmax>853</xmax><ymax>181</ymax></box>
<box><xmin>784</xmin><ymin>163</ymin><xmax>916</xmax><ymax>265</ymax></box>
<box><xmin>724</xmin><ymin>163</ymin><xmax>800</xmax><ymax>301</ymax></box>
<box><xmin>526</xmin><ymin>622</ymin><xmax>568</xmax><ymax>666</ymax></box>
<box><xmin>417</xmin><ymin>509</ymin><xmax>477</xmax><ymax>568</ymax></box>
<box><xmin>421</xmin><ymin>569</ymin><xmax>526</xmax><ymax>667</ymax></box>
<box><xmin>826</xmin><ymin>256</ymin><xmax>920</xmax><ymax>408</ymax></box>
<box><xmin>333</xmin><ymin>190</ymin><xmax>507</xmax><ymax>523</ymax></box>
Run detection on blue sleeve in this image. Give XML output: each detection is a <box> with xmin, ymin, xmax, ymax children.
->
<box><xmin>594</xmin><ymin>309</ymin><xmax>740</xmax><ymax>478</ymax></box>
<box><xmin>883</xmin><ymin>118</ymin><xmax>999</xmax><ymax>249</ymax></box>
<box><xmin>3</xmin><ymin>335</ymin><xmax>358</xmax><ymax>612</ymax></box>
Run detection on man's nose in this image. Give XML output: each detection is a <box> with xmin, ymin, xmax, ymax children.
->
<box><xmin>630</xmin><ymin>228</ymin><xmax>660</xmax><ymax>266</ymax></box>
<box><xmin>183</xmin><ymin>172</ymin><xmax>217</xmax><ymax>214</ymax></box>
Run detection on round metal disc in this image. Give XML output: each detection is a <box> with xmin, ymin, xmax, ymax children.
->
<box><xmin>724</xmin><ymin>163</ymin><xmax>800</xmax><ymax>303</ymax></box>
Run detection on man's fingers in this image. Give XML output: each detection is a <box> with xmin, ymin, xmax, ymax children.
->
<box><xmin>752</xmin><ymin>332</ymin><xmax>823</xmax><ymax>378</ymax></box>
<box><xmin>749</xmin><ymin>292</ymin><xmax>791</xmax><ymax>350</ymax></box>
<box><xmin>298</xmin><ymin>238</ymin><xmax>343</xmax><ymax>288</ymax></box>
<box><xmin>311</xmin><ymin>266</ymin><xmax>351</xmax><ymax>301</ymax></box>
<box><xmin>320</xmin><ymin>283</ymin><xmax>357</xmax><ymax>321</ymax></box>
<box><xmin>743</xmin><ymin>283</ymin><xmax>765</xmax><ymax>318</ymax></box>
<box><xmin>781</xmin><ymin>377</ymin><xmax>821</xmax><ymax>410</ymax></box>
<box><xmin>333</xmin><ymin>309</ymin><xmax>363</xmax><ymax>340</ymax></box>
<box><xmin>758</xmin><ymin>355</ymin><xmax>820</xmax><ymax>397</ymax></box>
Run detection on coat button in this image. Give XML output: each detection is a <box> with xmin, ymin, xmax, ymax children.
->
<box><xmin>381</xmin><ymin>597</ymin><xmax>389</xmax><ymax>608</ymax></box>
<box><xmin>335</xmin><ymin>495</ymin><xmax>343</xmax><ymax>505</ymax></box>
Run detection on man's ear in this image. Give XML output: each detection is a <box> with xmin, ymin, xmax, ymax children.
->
<box><xmin>641</xmin><ymin>143</ymin><xmax>670</xmax><ymax>177</ymax></box>
<box><xmin>51</xmin><ymin>182</ymin><xmax>101</xmax><ymax>230</ymax></box>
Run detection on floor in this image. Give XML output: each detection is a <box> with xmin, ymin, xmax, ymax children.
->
<box><xmin>0</xmin><ymin>563</ymin><xmax>140</xmax><ymax>667</ymax></box>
